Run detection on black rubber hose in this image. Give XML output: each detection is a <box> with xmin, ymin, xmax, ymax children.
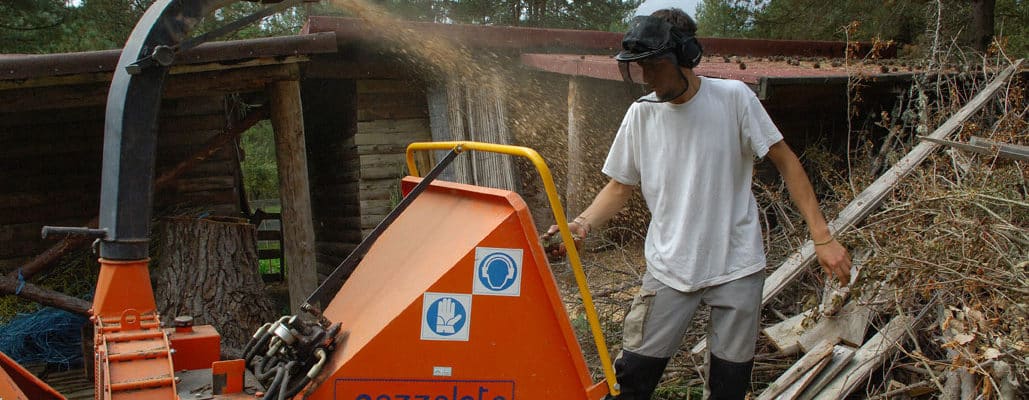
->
<box><xmin>283</xmin><ymin>375</ymin><xmax>311</xmax><ymax>399</ymax></box>
<box><xmin>255</xmin><ymin>355</ymin><xmax>281</xmax><ymax>381</ymax></box>
<box><xmin>277</xmin><ymin>361</ymin><xmax>297</xmax><ymax>400</ymax></box>
<box><xmin>262</xmin><ymin>365</ymin><xmax>287</xmax><ymax>400</ymax></box>
<box><xmin>244</xmin><ymin>331</ymin><xmax>273</xmax><ymax>366</ymax></box>
<box><xmin>240</xmin><ymin>328</ymin><xmax>263</xmax><ymax>360</ymax></box>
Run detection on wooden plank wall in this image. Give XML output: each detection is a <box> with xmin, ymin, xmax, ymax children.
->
<box><xmin>354</xmin><ymin>79</ymin><xmax>431</xmax><ymax>237</ymax></box>
<box><xmin>426</xmin><ymin>81</ymin><xmax>517</xmax><ymax>190</ymax></box>
<box><xmin>463</xmin><ymin>84</ymin><xmax>518</xmax><ymax>191</ymax></box>
<box><xmin>0</xmin><ymin>95</ymin><xmax>242</xmax><ymax>273</ymax></box>
<box><xmin>301</xmin><ymin>78</ymin><xmax>360</xmax><ymax>277</ymax></box>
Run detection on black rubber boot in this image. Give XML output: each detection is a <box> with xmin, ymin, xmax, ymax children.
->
<box><xmin>708</xmin><ymin>355</ymin><xmax>754</xmax><ymax>400</ymax></box>
<box><xmin>606</xmin><ymin>351</ymin><xmax>670</xmax><ymax>400</ymax></box>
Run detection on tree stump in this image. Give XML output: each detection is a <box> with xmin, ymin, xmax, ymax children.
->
<box><xmin>152</xmin><ymin>216</ymin><xmax>276</xmax><ymax>357</ymax></box>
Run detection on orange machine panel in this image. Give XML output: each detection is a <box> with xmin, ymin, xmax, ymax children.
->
<box><xmin>308</xmin><ymin>178</ymin><xmax>605</xmax><ymax>400</ymax></box>
<box><xmin>166</xmin><ymin>324</ymin><xmax>221</xmax><ymax>371</ymax></box>
<box><xmin>0</xmin><ymin>350</ymin><xmax>64</xmax><ymax>400</ymax></box>
<box><xmin>211</xmin><ymin>359</ymin><xmax>245</xmax><ymax>394</ymax></box>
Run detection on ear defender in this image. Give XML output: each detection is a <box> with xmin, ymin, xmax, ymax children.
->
<box><xmin>681</xmin><ymin>36</ymin><xmax>704</xmax><ymax>68</ymax></box>
<box><xmin>670</xmin><ymin>27</ymin><xmax>704</xmax><ymax>69</ymax></box>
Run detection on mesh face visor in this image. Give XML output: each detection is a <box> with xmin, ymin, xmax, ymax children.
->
<box><xmin>615</xmin><ymin>16</ymin><xmax>689</xmax><ymax>103</ymax></box>
<box><xmin>619</xmin><ymin>52</ymin><xmax>688</xmax><ymax>103</ymax></box>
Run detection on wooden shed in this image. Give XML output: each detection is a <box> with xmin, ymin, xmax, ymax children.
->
<box><xmin>1</xmin><ymin>17</ymin><xmax>916</xmax><ymax>310</ymax></box>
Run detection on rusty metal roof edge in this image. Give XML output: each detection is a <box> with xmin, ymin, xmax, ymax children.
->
<box><xmin>0</xmin><ymin>31</ymin><xmax>338</xmax><ymax>81</ymax></box>
<box><xmin>307</xmin><ymin>16</ymin><xmax>893</xmax><ymax>58</ymax></box>
<box><xmin>305</xmin><ymin>16</ymin><xmax>623</xmax><ymax>52</ymax></box>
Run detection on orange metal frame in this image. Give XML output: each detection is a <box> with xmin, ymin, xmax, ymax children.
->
<box><xmin>405</xmin><ymin>141</ymin><xmax>619</xmax><ymax>396</ymax></box>
<box><xmin>308</xmin><ymin>175</ymin><xmax>607</xmax><ymax>399</ymax></box>
<box><xmin>90</xmin><ymin>259</ymin><xmax>178</xmax><ymax>400</ymax></box>
<box><xmin>0</xmin><ymin>350</ymin><xmax>65</xmax><ymax>400</ymax></box>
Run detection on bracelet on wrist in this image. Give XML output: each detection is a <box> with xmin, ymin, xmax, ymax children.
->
<box><xmin>572</xmin><ymin>217</ymin><xmax>591</xmax><ymax>236</ymax></box>
<box><xmin>813</xmin><ymin>237</ymin><xmax>834</xmax><ymax>246</ymax></box>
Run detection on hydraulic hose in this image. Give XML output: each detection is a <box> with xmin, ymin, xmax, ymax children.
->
<box><xmin>282</xmin><ymin>376</ymin><xmax>311</xmax><ymax>399</ymax></box>
<box><xmin>242</xmin><ymin>323</ymin><xmax>271</xmax><ymax>360</ymax></box>
<box><xmin>282</xmin><ymin>348</ymin><xmax>327</xmax><ymax>398</ymax></box>
<box><xmin>244</xmin><ymin>328</ymin><xmax>272</xmax><ymax>365</ymax></box>
<box><xmin>262</xmin><ymin>363</ymin><xmax>288</xmax><ymax>400</ymax></box>
<box><xmin>247</xmin><ymin>317</ymin><xmax>288</xmax><ymax>366</ymax></box>
<box><xmin>255</xmin><ymin>355</ymin><xmax>281</xmax><ymax>381</ymax></box>
<box><xmin>277</xmin><ymin>361</ymin><xmax>296</xmax><ymax>400</ymax></box>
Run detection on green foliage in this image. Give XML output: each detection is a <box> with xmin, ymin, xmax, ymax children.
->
<box><xmin>241</xmin><ymin>121</ymin><xmax>280</xmax><ymax>202</ymax></box>
<box><xmin>996</xmin><ymin>0</ymin><xmax>1029</xmax><ymax>57</ymax></box>
<box><xmin>0</xmin><ymin>0</ymin><xmax>82</xmax><ymax>53</ymax></box>
<box><xmin>363</xmin><ymin>0</ymin><xmax>642</xmax><ymax>30</ymax></box>
<box><xmin>3</xmin><ymin>1</ymin><xmax>1023</xmax><ymax>67</ymax></box>
<box><xmin>696</xmin><ymin>0</ymin><xmax>931</xmax><ymax>42</ymax></box>
<box><xmin>749</xmin><ymin>0</ymin><xmax>928</xmax><ymax>43</ymax></box>
<box><xmin>653</xmin><ymin>384</ymin><xmax>705</xmax><ymax>399</ymax></box>
<box><xmin>694</xmin><ymin>0</ymin><xmax>1029</xmax><ymax>57</ymax></box>
<box><xmin>1</xmin><ymin>0</ymin><xmax>641</xmax><ymax>54</ymax></box>
<box><xmin>0</xmin><ymin>0</ymin><xmax>308</xmax><ymax>53</ymax></box>
<box><xmin>696</xmin><ymin>0</ymin><xmax>761</xmax><ymax>38</ymax></box>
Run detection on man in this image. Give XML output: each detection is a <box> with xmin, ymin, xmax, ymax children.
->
<box><xmin>544</xmin><ymin>8</ymin><xmax>852</xmax><ymax>400</ymax></box>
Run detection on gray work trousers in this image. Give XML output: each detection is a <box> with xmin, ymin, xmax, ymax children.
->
<box><xmin>621</xmin><ymin>269</ymin><xmax>764</xmax><ymax>362</ymax></box>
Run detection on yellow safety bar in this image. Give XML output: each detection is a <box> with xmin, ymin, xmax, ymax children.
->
<box><xmin>406</xmin><ymin>141</ymin><xmax>618</xmax><ymax>396</ymax></box>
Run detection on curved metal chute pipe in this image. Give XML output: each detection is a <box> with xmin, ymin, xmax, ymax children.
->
<box><xmin>99</xmin><ymin>0</ymin><xmax>235</xmax><ymax>259</ymax></box>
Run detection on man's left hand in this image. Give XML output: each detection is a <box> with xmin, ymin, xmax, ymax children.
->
<box><xmin>816</xmin><ymin>240</ymin><xmax>851</xmax><ymax>285</ymax></box>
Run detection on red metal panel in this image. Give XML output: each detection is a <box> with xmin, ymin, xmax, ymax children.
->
<box><xmin>165</xmin><ymin>325</ymin><xmax>222</xmax><ymax>371</ymax></box>
<box><xmin>211</xmin><ymin>359</ymin><xmax>245</xmax><ymax>394</ymax></box>
<box><xmin>0</xmin><ymin>351</ymin><xmax>65</xmax><ymax>400</ymax></box>
<box><xmin>305</xmin><ymin>16</ymin><xmax>622</xmax><ymax>52</ymax></box>
<box><xmin>521</xmin><ymin>53</ymin><xmax>915</xmax><ymax>84</ymax></box>
<box><xmin>304</xmin><ymin>16</ymin><xmax>893</xmax><ymax>58</ymax></box>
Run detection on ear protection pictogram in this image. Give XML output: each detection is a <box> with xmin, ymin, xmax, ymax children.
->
<box><xmin>481</xmin><ymin>253</ymin><xmax>516</xmax><ymax>290</ymax></box>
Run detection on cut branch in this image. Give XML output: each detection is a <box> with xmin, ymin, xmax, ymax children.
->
<box><xmin>0</xmin><ymin>275</ymin><xmax>91</xmax><ymax>315</ymax></box>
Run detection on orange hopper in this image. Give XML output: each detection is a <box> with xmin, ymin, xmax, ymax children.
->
<box><xmin>306</xmin><ymin>175</ymin><xmax>609</xmax><ymax>400</ymax></box>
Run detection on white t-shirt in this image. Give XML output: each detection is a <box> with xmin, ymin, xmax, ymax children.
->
<box><xmin>602</xmin><ymin>77</ymin><xmax>784</xmax><ymax>292</ymax></box>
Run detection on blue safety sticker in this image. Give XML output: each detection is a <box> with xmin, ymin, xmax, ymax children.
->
<box><xmin>421</xmin><ymin>293</ymin><xmax>472</xmax><ymax>341</ymax></box>
<box><xmin>472</xmin><ymin>247</ymin><xmax>522</xmax><ymax>296</ymax></box>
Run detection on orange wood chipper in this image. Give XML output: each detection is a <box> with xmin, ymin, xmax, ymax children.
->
<box><xmin>0</xmin><ymin>1</ymin><xmax>621</xmax><ymax>399</ymax></box>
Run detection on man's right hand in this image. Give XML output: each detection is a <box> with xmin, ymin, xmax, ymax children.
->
<box><xmin>541</xmin><ymin>221</ymin><xmax>587</xmax><ymax>260</ymax></box>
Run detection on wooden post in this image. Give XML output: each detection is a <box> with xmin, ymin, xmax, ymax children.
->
<box><xmin>564</xmin><ymin>77</ymin><xmax>631</xmax><ymax>222</ymax></box>
<box><xmin>268</xmin><ymin>79</ymin><xmax>318</xmax><ymax>315</ymax></box>
<box><xmin>566</xmin><ymin>77</ymin><xmax>589</xmax><ymax>215</ymax></box>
